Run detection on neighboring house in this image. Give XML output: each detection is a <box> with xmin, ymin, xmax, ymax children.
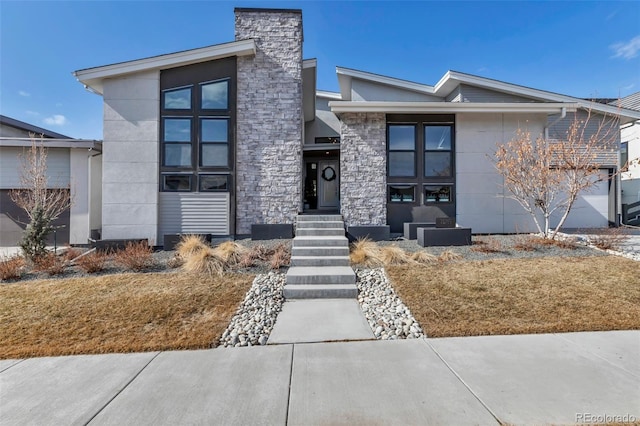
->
<box><xmin>617</xmin><ymin>92</ymin><xmax>640</xmax><ymax>225</ymax></box>
<box><xmin>73</xmin><ymin>8</ymin><xmax>640</xmax><ymax>246</ymax></box>
<box><xmin>0</xmin><ymin>115</ymin><xmax>102</xmax><ymax>246</ymax></box>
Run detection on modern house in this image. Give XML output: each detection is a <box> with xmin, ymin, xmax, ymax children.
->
<box><xmin>73</xmin><ymin>8</ymin><xmax>640</xmax><ymax>247</ymax></box>
<box><xmin>618</xmin><ymin>92</ymin><xmax>640</xmax><ymax>225</ymax></box>
<box><xmin>0</xmin><ymin>115</ymin><xmax>102</xmax><ymax>246</ymax></box>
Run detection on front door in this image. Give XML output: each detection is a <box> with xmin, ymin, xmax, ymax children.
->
<box><xmin>318</xmin><ymin>160</ymin><xmax>339</xmax><ymax>209</ymax></box>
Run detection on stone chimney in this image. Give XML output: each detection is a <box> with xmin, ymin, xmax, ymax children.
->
<box><xmin>234</xmin><ymin>8</ymin><xmax>303</xmax><ymax>235</ymax></box>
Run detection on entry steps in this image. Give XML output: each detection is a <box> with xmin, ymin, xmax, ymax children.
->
<box><xmin>284</xmin><ymin>215</ymin><xmax>357</xmax><ymax>299</ymax></box>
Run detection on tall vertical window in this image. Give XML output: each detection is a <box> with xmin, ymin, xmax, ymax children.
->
<box><xmin>424</xmin><ymin>125</ymin><xmax>452</xmax><ymax>177</ymax></box>
<box><xmin>388</xmin><ymin>125</ymin><xmax>416</xmax><ymax>177</ymax></box>
<box><xmin>621</xmin><ymin>141</ymin><xmax>628</xmax><ymax>170</ymax></box>
<box><xmin>160</xmin><ymin>59</ymin><xmax>235</xmax><ymax>192</ymax></box>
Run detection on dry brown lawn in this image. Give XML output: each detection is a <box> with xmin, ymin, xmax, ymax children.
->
<box><xmin>0</xmin><ymin>272</ymin><xmax>254</xmax><ymax>359</ymax></box>
<box><xmin>387</xmin><ymin>256</ymin><xmax>640</xmax><ymax>337</ymax></box>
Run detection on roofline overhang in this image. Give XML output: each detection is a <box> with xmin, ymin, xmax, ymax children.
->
<box><xmin>335</xmin><ymin>67</ymin><xmax>640</xmax><ymax>122</ymax></box>
<box><xmin>328</xmin><ymin>101</ymin><xmax>580</xmax><ymax>114</ymax></box>
<box><xmin>316</xmin><ymin>90</ymin><xmax>342</xmax><ymax>100</ymax></box>
<box><xmin>0</xmin><ymin>138</ymin><xmax>102</xmax><ymax>151</ymax></box>
<box><xmin>73</xmin><ymin>39</ymin><xmax>257</xmax><ymax>95</ymax></box>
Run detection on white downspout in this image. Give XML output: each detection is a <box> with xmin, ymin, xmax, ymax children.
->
<box><xmin>544</xmin><ymin>107</ymin><xmax>567</xmax><ymax>141</ymax></box>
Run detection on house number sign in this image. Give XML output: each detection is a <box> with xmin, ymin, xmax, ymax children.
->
<box><xmin>321</xmin><ymin>166</ymin><xmax>336</xmax><ymax>181</ymax></box>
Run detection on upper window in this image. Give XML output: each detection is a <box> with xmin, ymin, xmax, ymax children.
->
<box><xmin>424</xmin><ymin>125</ymin><xmax>452</xmax><ymax>177</ymax></box>
<box><xmin>388</xmin><ymin>125</ymin><xmax>416</xmax><ymax>177</ymax></box>
<box><xmin>201</xmin><ymin>80</ymin><xmax>229</xmax><ymax>109</ymax></box>
<box><xmin>621</xmin><ymin>141</ymin><xmax>628</xmax><ymax>170</ymax></box>
<box><xmin>163</xmin><ymin>87</ymin><xmax>192</xmax><ymax>110</ymax></box>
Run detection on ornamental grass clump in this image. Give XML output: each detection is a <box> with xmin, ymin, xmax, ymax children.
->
<box><xmin>410</xmin><ymin>250</ymin><xmax>438</xmax><ymax>264</ymax></box>
<box><xmin>183</xmin><ymin>248</ymin><xmax>224</xmax><ymax>276</ymax></box>
<box><xmin>176</xmin><ymin>235</ymin><xmax>209</xmax><ymax>258</ymax></box>
<box><xmin>438</xmin><ymin>249</ymin><xmax>462</xmax><ymax>262</ymax></box>
<box><xmin>349</xmin><ymin>238</ymin><xmax>384</xmax><ymax>267</ymax></box>
<box><xmin>379</xmin><ymin>245</ymin><xmax>411</xmax><ymax>265</ymax></box>
<box><xmin>212</xmin><ymin>241</ymin><xmax>249</xmax><ymax>267</ymax></box>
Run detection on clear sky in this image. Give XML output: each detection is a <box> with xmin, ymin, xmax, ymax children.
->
<box><xmin>1</xmin><ymin>1</ymin><xmax>639</xmax><ymax>140</ymax></box>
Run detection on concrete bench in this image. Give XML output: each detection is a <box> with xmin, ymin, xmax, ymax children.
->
<box><xmin>417</xmin><ymin>227</ymin><xmax>472</xmax><ymax>247</ymax></box>
<box><xmin>403</xmin><ymin>222</ymin><xmax>435</xmax><ymax>240</ymax></box>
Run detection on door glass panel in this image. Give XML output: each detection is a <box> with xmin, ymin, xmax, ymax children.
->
<box><xmin>201</xmin><ymin>80</ymin><xmax>228</xmax><ymax>109</ymax></box>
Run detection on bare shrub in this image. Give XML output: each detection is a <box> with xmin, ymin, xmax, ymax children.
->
<box><xmin>269</xmin><ymin>243</ymin><xmax>291</xmax><ymax>270</ymax></box>
<box><xmin>0</xmin><ymin>256</ymin><xmax>26</xmax><ymax>281</ymax></box>
<box><xmin>166</xmin><ymin>255</ymin><xmax>184</xmax><ymax>269</ymax></box>
<box><xmin>62</xmin><ymin>246</ymin><xmax>82</xmax><ymax>262</ymax></box>
<box><xmin>471</xmin><ymin>237</ymin><xmax>504</xmax><ymax>254</ymax></box>
<box><xmin>513</xmin><ymin>235</ymin><xmax>539</xmax><ymax>252</ymax></box>
<box><xmin>438</xmin><ymin>250</ymin><xmax>462</xmax><ymax>262</ymax></box>
<box><xmin>589</xmin><ymin>229</ymin><xmax>629</xmax><ymax>250</ymax></box>
<box><xmin>535</xmin><ymin>236</ymin><xmax>579</xmax><ymax>250</ymax></box>
<box><xmin>76</xmin><ymin>251</ymin><xmax>108</xmax><ymax>273</ymax></box>
<box><xmin>33</xmin><ymin>252</ymin><xmax>66</xmax><ymax>276</ymax></box>
<box><xmin>112</xmin><ymin>241</ymin><xmax>155</xmax><ymax>272</ymax></box>
<box><xmin>410</xmin><ymin>250</ymin><xmax>437</xmax><ymax>264</ymax></box>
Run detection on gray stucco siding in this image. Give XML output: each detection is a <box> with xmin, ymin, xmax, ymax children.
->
<box><xmin>101</xmin><ymin>70</ymin><xmax>160</xmax><ymax>243</ymax></box>
<box><xmin>351</xmin><ymin>79</ymin><xmax>443</xmax><ymax>102</ymax></box>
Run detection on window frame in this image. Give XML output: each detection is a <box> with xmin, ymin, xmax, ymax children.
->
<box><xmin>387</xmin><ymin>124</ymin><xmax>417</xmax><ymax>178</ymax></box>
<box><xmin>424</xmin><ymin>124</ymin><xmax>453</xmax><ymax>178</ymax></box>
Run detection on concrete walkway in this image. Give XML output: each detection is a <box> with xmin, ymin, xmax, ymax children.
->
<box><xmin>2</xmin><ymin>331</ymin><xmax>638</xmax><ymax>425</ymax></box>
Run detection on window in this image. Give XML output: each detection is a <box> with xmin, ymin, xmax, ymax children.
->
<box><xmin>389</xmin><ymin>185</ymin><xmax>415</xmax><ymax>203</ymax></box>
<box><xmin>386</xmin><ymin>116</ymin><xmax>455</xmax><ymax>207</ymax></box>
<box><xmin>160</xmin><ymin>61</ymin><xmax>235</xmax><ymax>192</ymax></box>
<box><xmin>621</xmin><ymin>141</ymin><xmax>628</xmax><ymax>170</ymax></box>
<box><xmin>424</xmin><ymin>126</ymin><xmax>452</xmax><ymax>177</ymax></box>
<box><xmin>424</xmin><ymin>185</ymin><xmax>453</xmax><ymax>203</ymax></box>
<box><xmin>388</xmin><ymin>125</ymin><xmax>416</xmax><ymax>177</ymax></box>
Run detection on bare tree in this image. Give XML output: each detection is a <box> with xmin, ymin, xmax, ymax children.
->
<box><xmin>494</xmin><ymin>109</ymin><xmax>619</xmax><ymax>239</ymax></box>
<box><xmin>9</xmin><ymin>135</ymin><xmax>73</xmax><ymax>259</ymax></box>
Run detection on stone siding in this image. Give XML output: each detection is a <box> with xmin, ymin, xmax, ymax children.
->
<box><xmin>235</xmin><ymin>9</ymin><xmax>303</xmax><ymax>234</ymax></box>
<box><xmin>340</xmin><ymin>112</ymin><xmax>387</xmax><ymax>226</ymax></box>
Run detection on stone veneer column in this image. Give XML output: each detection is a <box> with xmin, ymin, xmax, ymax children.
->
<box><xmin>340</xmin><ymin>112</ymin><xmax>387</xmax><ymax>226</ymax></box>
<box><xmin>235</xmin><ymin>9</ymin><xmax>303</xmax><ymax>235</ymax></box>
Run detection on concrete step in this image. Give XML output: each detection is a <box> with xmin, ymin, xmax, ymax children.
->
<box><xmin>283</xmin><ymin>284</ymin><xmax>358</xmax><ymax>299</ymax></box>
<box><xmin>291</xmin><ymin>246</ymin><xmax>350</xmax><ymax>257</ymax></box>
<box><xmin>297</xmin><ymin>215</ymin><xmax>343</xmax><ymax>222</ymax></box>
<box><xmin>290</xmin><ymin>256</ymin><xmax>351</xmax><ymax>267</ymax></box>
<box><xmin>293</xmin><ymin>236</ymin><xmax>348</xmax><ymax>247</ymax></box>
<box><xmin>286</xmin><ymin>266</ymin><xmax>356</xmax><ymax>285</ymax></box>
<box><xmin>296</xmin><ymin>220</ymin><xmax>345</xmax><ymax>229</ymax></box>
<box><xmin>295</xmin><ymin>228</ymin><xmax>345</xmax><ymax>237</ymax></box>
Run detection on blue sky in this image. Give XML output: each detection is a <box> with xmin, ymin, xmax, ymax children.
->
<box><xmin>1</xmin><ymin>1</ymin><xmax>639</xmax><ymax>140</ymax></box>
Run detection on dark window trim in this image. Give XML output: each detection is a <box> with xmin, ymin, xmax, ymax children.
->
<box><xmin>388</xmin><ymin>183</ymin><xmax>417</xmax><ymax>203</ymax></box>
<box><xmin>423</xmin><ymin>183</ymin><xmax>455</xmax><ymax>204</ymax></box>
<box><xmin>199</xmin><ymin>174</ymin><xmax>233</xmax><ymax>193</ymax></box>
<box><xmin>162</xmin><ymin>85</ymin><xmax>194</xmax><ymax>112</ymax></box>
<box><xmin>199</xmin><ymin>78</ymin><xmax>231</xmax><ymax>111</ymax></box>
<box><xmin>161</xmin><ymin>173</ymin><xmax>193</xmax><ymax>192</ymax></box>
<box><xmin>387</xmin><ymin>123</ymin><xmax>418</xmax><ymax>178</ymax></box>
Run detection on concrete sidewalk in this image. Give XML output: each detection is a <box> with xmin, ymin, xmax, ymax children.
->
<box><xmin>1</xmin><ymin>331</ymin><xmax>638</xmax><ymax>425</ymax></box>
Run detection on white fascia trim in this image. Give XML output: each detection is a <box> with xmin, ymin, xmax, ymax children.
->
<box><xmin>336</xmin><ymin>67</ymin><xmax>436</xmax><ymax>95</ymax></box>
<box><xmin>443</xmin><ymin>71</ymin><xmax>640</xmax><ymax>119</ymax></box>
<box><xmin>316</xmin><ymin>90</ymin><xmax>342</xmax><ymax>100</ymax></box>
<box><xmin>328</xmin><ymin>101</ymin><xmax>579</xmax><ymax>114</ymax></box>
<box><xmin>74</xmin><ymin>39</ymin><xmax>256</xmax><ymax>93</ymax></box>
<box><xmin>303</xmin><ymin>58</ymin><xmax>317</xmax><ymax>69</ymax></box>
<box><xmin>0</xmin><ymin>138</ymin><xmax>102</xmax><ymax>151</ymax></box>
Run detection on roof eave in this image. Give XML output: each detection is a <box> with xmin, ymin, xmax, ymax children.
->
<box><xmin>328</xmin><ymin>101</ymin><xmax>579</xmax><ymax>114</ymax></box>
<box><xmin>74</xmin><ymin>39</ymin><xmax>257</xmax><ymax>95</ymax></box>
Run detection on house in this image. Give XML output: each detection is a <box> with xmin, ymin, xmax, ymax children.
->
<box><xmin>0</xmin><ymin>115</ymin><xmax>102</xmax><ymax>246</ymax></box>
<box><xmin>617</xmin><ymin>92</ymin><xmax>640</xmax><ymax>225</ymax></box>
<box><xmin>73</xmin><ymin>8</ymin><xmax>640</xmax><ymax>246</ymax></box>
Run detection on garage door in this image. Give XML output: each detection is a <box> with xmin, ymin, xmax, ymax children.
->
<box><xmin>551</xmin><ymin>170</ymin><xmax>610</xmax><ymax>229</ymax></box>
